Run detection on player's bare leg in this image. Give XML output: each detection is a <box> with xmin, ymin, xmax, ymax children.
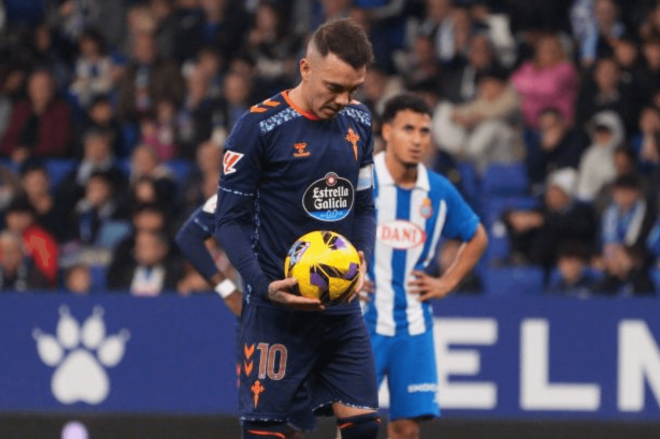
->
<box><xmin>333</xmin><ymin>403</ymin><xmax>380</xmax><ymax>438</ymax></box>
<box><xmin>388</xmin><ymin>418</ymin><xmax>421</xmax><ymax>439</ymax></box>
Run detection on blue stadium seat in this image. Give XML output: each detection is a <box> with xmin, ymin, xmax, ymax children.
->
<box><xmin>120</xmin><ymin>123</ymin><xmax>140</xmax><ymax>158</ymax></box>
<box><xmin>651</xmin><ymin>268</ymin><xmax>660</xmax><ymax>293</ymax></box>
<box><xmin>483</xmin><ymin>221</ymin><xmax>510</xmax><ymax>265</ymax></box>
<box><xmin>117</xmin><ymin>158</ymin><xmax>132</xmax><ymax>177</ymax></box>
<box><xmin>89</xmin><ymin>264</ymin><xmax>108</xmax><ymax>293</ymax></box>
<box><xmin>456</xmin><ymin>161</ymin><xmax>480</xmax><ymax>204</ymax></box>
<box><xmin>548</xmin><ymin>267</ymin><xmax>606</xmax><ymax>286</ymax></box>
<box><xmin>484</xmin><ymin>266</ymin><xmax>545</xmax><ymax>296</ymax></box>
<box><xmin>0</xmin><ymin>158</ymin><xmax>19</xmax><ymax>173</ymax></box>
<box><xmin>165</xmin><ymin>159</ymin><xmax>195</xmax><ymax>185</ymax></box>
<box><xmin>481</xmin><ymin>163</ymin><xmax>530</xmax><ymax>198</ymax></box>
<box><xmin>45</xmin><ymin>159</ymin><xmax>77</xmax><ymax>190</ymax></box>
<box><xmin>95</xmin><ymin>220</ymin><xmax>132</xmax><ymax>249</ymax></box>
<box><xmin>483</xmin><ymin>195</ymin><xmax>540</xmax><ymax>228</ymax></box>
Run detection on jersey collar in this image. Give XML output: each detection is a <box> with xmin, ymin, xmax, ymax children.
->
<box><xmin>375</xmin><ymin>152</ymin><xmax>430</xmax><ymax>191</ymax></box>
<box><xmin>282</xmin><ymin>90</ymin><xmax>320</xmax><ymax>120</ymax></box>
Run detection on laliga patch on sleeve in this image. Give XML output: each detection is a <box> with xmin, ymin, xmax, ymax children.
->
<box><xmin>357</xmin><ymin>164</ymin><xmax>373</xmax><ymax>191</ymax></box>
<box><xmin>202</xmin><ymin>194</ymin><xmax>218</xmax><ymax>214</ymax></box>
<box><xmin>223</xmin><ymin>151</ymin><xmax>244</xmax><ymax>175</ymax></box>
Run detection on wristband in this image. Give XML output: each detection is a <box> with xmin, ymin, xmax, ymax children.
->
<box><xmin>215</xmin><ymin>279</ymin><xmax>236</xmax><ymax>299</ymax></box>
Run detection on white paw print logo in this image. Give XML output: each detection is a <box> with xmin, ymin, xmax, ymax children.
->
<box><xmin>33</xmin><ymin>306</ymin><xmax>130</xmax><ymax>405</ymax></box>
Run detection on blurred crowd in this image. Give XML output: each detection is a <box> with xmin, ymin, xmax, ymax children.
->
<box><xmin>0</xmin><ymin>0</ymin><xmax>659</xmax><ymax>297</ymax></box>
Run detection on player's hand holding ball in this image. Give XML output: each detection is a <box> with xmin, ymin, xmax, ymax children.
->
<box><xmin>275</xmin><ymin>230</ymin><xmax>362</xmax><ymax>310</ymax></box>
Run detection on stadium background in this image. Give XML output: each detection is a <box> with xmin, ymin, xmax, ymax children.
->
<box><xmin>1</xmin><ymin>0</ymin><xmax>660</xmax><ymax>437</ymax></box>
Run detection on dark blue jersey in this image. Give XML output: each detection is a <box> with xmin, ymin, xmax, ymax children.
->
<box><xmin>175</xmin><ymin>195</ymin><xmax>219</xmax><ymax>281</ymax></box>
<box><xmin>215</xmin><ymin>91</ymin><xmax>375</xmax><ymax>306</ymax></box>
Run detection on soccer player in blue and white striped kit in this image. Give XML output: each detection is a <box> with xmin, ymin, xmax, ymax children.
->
<box><xmin>362</xmin><ymin>94</ymin><xmax>488</xmax><ymax>439</ymax></box>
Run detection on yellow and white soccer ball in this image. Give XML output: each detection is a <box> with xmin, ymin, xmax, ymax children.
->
<box><xmin>284</xmin><ymin>230</ymin><xmax>361</xmax><ymax>304</ymax></box>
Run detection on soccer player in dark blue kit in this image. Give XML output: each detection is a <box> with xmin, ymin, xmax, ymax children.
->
<box><xmin>175</xmin><ymin>194</ymin><xmax>242</xmax><ymax>317</ymax></box>
<box><xmin>215</xmin><ymin>18</ymin><xmax>380</xmax><ymax>439</ymax></box>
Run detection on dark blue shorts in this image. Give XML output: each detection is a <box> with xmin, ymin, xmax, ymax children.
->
<box><xmin>237</xmin><ymin>303</ymin><xmax>378</xmax><ymax>428</ymax></box>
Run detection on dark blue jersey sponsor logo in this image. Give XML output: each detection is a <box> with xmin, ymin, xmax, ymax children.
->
<box><xmin>303</xmin><ymin>172</ymin><xmax>354</xmax><ymax>221</ymax></box>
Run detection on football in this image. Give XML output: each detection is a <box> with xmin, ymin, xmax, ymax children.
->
<box><xmin>284</xmin><ymin>230</ymin><xmax>361</xmax><ymax>304</ymax></box>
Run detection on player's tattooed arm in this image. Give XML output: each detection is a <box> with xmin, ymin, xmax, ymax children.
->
<box><xmin>267</xmin><ymin>277</ymin><xmax>326</xmax><ymax>311</ymax></box>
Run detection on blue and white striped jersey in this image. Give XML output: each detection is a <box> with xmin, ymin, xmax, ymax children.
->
<box><xmin>363</xmin><ymin>152</ymin><xmax>479</xmax><ymax>336</ymax></box>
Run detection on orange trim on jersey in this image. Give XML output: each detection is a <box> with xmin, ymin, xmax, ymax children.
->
<box><xmin>338</xmin><ymin>422</ymin><xmax>354</xmax><ymax>429</ymax></box>
<box><xmin>282</xmin><ymin>90</ymin><xmax>319</xmax><ymax>120</ymax></box>
<box><xmin>263</xmin><ymin>99</ymin><xmax>280</xmax><ymax>107</ymax></box>
<box><xmin>246</xmin><ymin>430</ymin><xmax>286</xmax><ymax>438</ymax></box>
<box><xmin>250</xmin><ymin>105</ymin><xmax>267</xmax><ymax>113</ymax></box>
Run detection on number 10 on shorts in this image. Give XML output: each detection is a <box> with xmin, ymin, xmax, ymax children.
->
<box><xmin>244</xmin><ymin>343</ymin><xmax>288</xmax><ymax>380</ymax></box>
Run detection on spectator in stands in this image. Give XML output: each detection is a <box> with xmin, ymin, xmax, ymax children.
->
<box><xmin>600</xmin><ymin>174</ymin><xmax>656</xmax><ymax>260</ymax></box>
<box><xmin>575</xmin><ymin>57</ymin><xmax>638</xmax><ymax>134</ymax></box>
<box><xmin>64</xmin><ymin>170</ymin><xmax>129</xmax><ymax>246</ymax></box>
<box><xmin>360</xmin><ymin>64</ymin><xmax>405</xmax><ymax>120</ymax></box>
<box><xmin>69</xmin><ymin>28</ymin><xmax>113</xmax><ymax>109</ymax></box>
<box><xmin>182</xmin><ymin>140</ymin><xmax>222</xmax><ymax>213</ymax></box>
<box><xmin>117</xmin><ymin>32</ymin><xmax>184</xmax><ymax>124</ymax></box>
<box><xmin>78</xmin><ymin>96</ymin><xmax>122</xmax><ymax>157</ymax></box>
<box><xmin>0</xmin><ymin>69</ymin><xmax>72</xmax><ymax>163</ymax></box>
<box><xmin>647</xmin><ymin>217</ymin><xmax>660</xmax><ymax>272</ymax></box>
<box><xmin>64</xmin><ymin>263</ymin><xmax>92</xmax><ymax>294</ymax></box>
<box><xmin>196</xmin><ymin>46</ymin><xmax>224</xmax><ymax>100</ymax></box>
<box><xmin>174</xmin><ymin>65</ymin><xmax>214</xmax><ymax>160</ymax></box>
<box><xmin>29</xmin><ymin>23</ymin><xmax>73</xmax><ymax>90</ymax></box>
<box><xmin>639</xmin><ymin>0</ymin><xmax>660</xmax><ymax>40</ymax></box>
<box><xmin>525</xmin><ymin>107</ymin><xmax>583</xmax><ymax>194</ymax></box>
<box><xmin>213</xmin><ymin>70</ymin><xmax>255</xmax><ymax>133</ymax></box>
<box><xmin>416</xmin><ymin>0</ymin><xmax>457</xmax><ymax>65</ymax></box>
<box><xmin>576</xmin><ymin>110</ymin><xmax>624</xmax><ymax>202</ymax></box>
<box><xmin>106</xmin><ymin>229</ymin><xmax>183</xmax><ymax>295</ymax></box>
<box><xmin>511</xmin><ymin>33</ymin><xmax>579</xmax><ymax>130</ymax></box>
<box><xmin>0</xmin><ymin>230</ymin><xmax>51</xmax><ymax>291</ymax></box>
<box><xmin>442</xmin><ymin>33</ymin><xmax>497</xmax><ymax>104</ymax></box>
<box><xmin>139</xmin><ymin>100</ymin><xmax>177</xmax><ymax>161</ymax></box>
<box><xmin>441</xmin><ymin>3</ymin><xmax>479</xmax><ymax>67</ymax></box>
<box><xmin>396</xmin><ymin>34</ymin><xmax>443</xmax><ymax>93</ymax></box>
<box><xmin>578</xmin><ymin>0</ymin><xmax>626</xmax><ymax>67</ymax></box>
<box><xmin>612</xmin><ymin>32</ymin><xmax>643</xmax><ymax>93</ymax></box>
<box><xmin>244</xmin><ymin>1</ymin><xmax>301</xmax><ymax>96</ymax></box>
<box><xmin>546</xmin><ymin>242</ymin><xmax>599</xmax><ymax>297</ymax></box>
<box><xmin>0</xmin><ymin>81</ymin><xmax>13</xmax><ymax>142</ymax></box>
<box><xmin>0</xmin><ymin>161</ymin><xmax>20</xmax><ymax>213</ymax></box>
<box><xmin>636</xmin><ymin>37</ymin><xmax>660</xmax><ymax>100</ymax></box>
<box><xmin>3</xmin><ymin>196</ymin><xmax>58</xmax><ymax>287</ymax></box>
<box><xmin>174</xmin><ymin>0</ymin><xmax>249</xmax><ymax>64</ymax></box>
<box><xmin>59</xmin><ymin>128</ymin><xmax>126</xmax><ymax>214</ymax></box>
<box><xmin>127</xmin><ymin>144</ymin><xmax>178</xmax><ymax>209</ymax></box>
<box><xmin>49</xmin><ymin>0</ymin><xmax>128</xmax><ymax>52</ymax></box>
<box><xmin>630</xmin><ymin>105</ymin><xmax>660</xmax><ymax>174</ymax></box>
<box><xmin>433</xmin><ymin>64</ymin><xmax>523</xmax><ymax>175</ymax></box>
<box><xmin>109</xmin><ymin>202</ymin><xmax>170</xmax><ymax>275</ymax></box>
<box><xmin>593</xmin><ymin>145</ymin><xmax>640</xmax><ymax>216</ymax></box>
<box><xmin>503</xmin><ymin>167</ymin><xmax>596</xmax><ymax>273</ymax></box>
<box><xmin>19</xmin><ymin>161</ymin><xmax>67</xmax><ymax>241</ymax></box>
<box><xmin>148</xmin><ymin>0</ymin><xmax>179</xmax><ymax>61</ymax></box>
<box><xmin>596</xmin><ymin>243</ymin><xmax>656</xmax><ymax>296</ymax></box>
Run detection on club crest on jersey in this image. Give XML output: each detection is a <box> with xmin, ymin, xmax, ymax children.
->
<box><xmin>345</xmin><ymin>128</ymin><xmax>360</xmax><ymax>160</ymax></box>
<box><xmin>223</xmin><ymin>151</ymin><xmax>244</xmax><ymax>175</ymax></box>
<box><xmin>293</xmin><ymin>142</ymin><xmax>310</xmax><ymax>157</ymax></box>
<box><xmin>302</xmin><ymin>172</ymin><xmax>355</xmax><ymax>222</ymax></box>
<box><xmin>377</xmin><ymin>220</ymin><xmax>427</xmax><ymax>249</ymax></box>
<box><xmin>419</xmin><ymin>198</ymin><xmax>433</xmax><ymax>219</ymax></box>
